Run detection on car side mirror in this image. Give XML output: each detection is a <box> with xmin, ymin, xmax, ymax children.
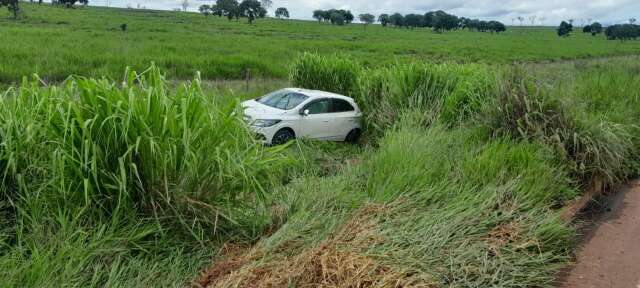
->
<box><xmin>300</xmin><ymin>109</ymin><xmax>310</xmax><ymax>116</ymax></box>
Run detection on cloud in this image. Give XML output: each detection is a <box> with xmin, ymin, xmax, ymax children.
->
<box><xmin>96</xmin><ymin>0</ymin><xmax>638</xmax><ymax>25</ymax></box>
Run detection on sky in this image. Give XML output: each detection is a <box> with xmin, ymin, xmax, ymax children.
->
<box><xmin>94</xmin><ymin>0</ymin><xmax>638</xmax><ymax>26</ymax></box>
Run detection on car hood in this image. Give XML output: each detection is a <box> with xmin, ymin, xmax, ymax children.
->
<box><xmin>241</xmin><ymin>100</ymin><xmax>287</xmax><ymax>120</ymax></box>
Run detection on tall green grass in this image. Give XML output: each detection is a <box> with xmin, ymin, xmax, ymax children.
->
<box><xmin>484</xmin><ymin>66</ymin><xmax>639</xmax><ymax>188</ymax></box>
<box><xmin>291</xmin><ymin>53</ymin><xmax>495</xmax><ymax>136</ymax></box>
<box><xmin>0</xmin><ymin>66</ymin><xmax>297</xmax><ymax>286</ymax></box>
<box><xmin>205</xmin><ymin>55</ymin><xmax>640</xmax><ymax>287</ymax></box>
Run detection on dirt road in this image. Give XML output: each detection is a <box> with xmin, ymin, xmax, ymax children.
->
<box><xmin>559</xmin><ymin>180</ymin><xmax>640</xmax><ymax>288</ymax></box>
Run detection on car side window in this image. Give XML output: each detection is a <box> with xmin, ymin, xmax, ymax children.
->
<box><xmin>331</xmin><ymin>99</ymin><xmax>355</xmax><ymax>113</ymax></box>
<box><xmin>306</xmin><ymin>99</ymin><xmax>331</xmax><ymax>114</ymax></box>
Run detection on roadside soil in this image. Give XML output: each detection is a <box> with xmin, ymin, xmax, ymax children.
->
<box><xmin>558</xmin><ymin>180</ymin><xmax>640</xmax><ymax>288</ymax></box>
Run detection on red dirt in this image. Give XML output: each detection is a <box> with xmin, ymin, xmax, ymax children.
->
<box><xmin>559</xmin><ymin>180</ymin><xmax>640</xmax><ymax>288</ymax></box>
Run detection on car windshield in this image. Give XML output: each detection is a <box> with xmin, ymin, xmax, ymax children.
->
<box><xmin>257</xmin><ymin>90</ymin><xmax>309</xmax><ymax>110</ymax></box>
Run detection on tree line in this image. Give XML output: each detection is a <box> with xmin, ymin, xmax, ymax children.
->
<box><xmin>557</xmin><ymin>18</ymin><xmax>639</xmax><ymax>41</ymax></box>
<box><xmin>198</xmin><ymin>0</ymin><xmax>274</xmax><ymax>24</ymax></box>
<box><xmin>314</xmin><ymin>9</ymin><xmax>506</xmax><ymax>33</ymax></box>
<box><xmin>312</xmin><ymin>9</ymin><xmax>355</xmax><ymax>25</ymax></box>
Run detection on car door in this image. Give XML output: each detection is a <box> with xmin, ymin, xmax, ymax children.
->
<box><xmin>326</xmin><ymin>98</ymin><xmax>359</xmax><ymax>140</ymax></box>
<box><xmin>299</xmin><ymin>99</ymin><xmax>333</xmax><ymax>139</ymax></box>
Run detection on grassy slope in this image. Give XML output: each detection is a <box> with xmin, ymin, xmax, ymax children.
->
<box><xmin>1</xmin><ymin>3</ymin><xmax>640</xmax><ymax>83</ymax></box>
<box><xmin>199</xmin><ymin>56</ymin><xmax>640</xmax><ymax>287</ymax></box>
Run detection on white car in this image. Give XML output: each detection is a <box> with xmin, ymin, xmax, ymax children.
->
<box><xmin>241</xmin><ymin>88</ymin><xmax>362</xmax><ymax>145</ymax></box>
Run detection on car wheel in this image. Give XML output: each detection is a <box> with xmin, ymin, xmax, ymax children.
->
<box><xmin>345</xmin><ymin>129</ymin><xmax>361</xmax><ymax>144</ymax></box>
<box><xmin>272</xmin><ymin>129</ymin><xmax>295</xmax><ymax>145</ymax></box>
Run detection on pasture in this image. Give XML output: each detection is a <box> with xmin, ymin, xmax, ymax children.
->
<box><xmin>1</xmin><ymin>3</ymin><xmax>640</xmax><ymax>84</ymax></box>
<box><xmin>1</xmin><ymin>3</ymin><xmax>640</xmax><ymax>288</ymax></box>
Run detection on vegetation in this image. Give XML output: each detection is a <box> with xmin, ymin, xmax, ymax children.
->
<box><xmin>2</xmin><ymin>3</ymin><xmax>640</xmax><ymax>85</ymax></box>
<box><xmin>274</xmin><ymin>7</ymin><xmax>288</xmax><ymax>20</ymax></box>
<box><xmin>605</xmin><ymin>24</ymin><xmax>640</xmax><ymax>41</ymax></box>
<box><xmin>1</xmin><ymin>3</ymin><xmax>639</xmax><ymax>285</ymax></box>
<box><xmin>0</xmin><ymin>66</ymin><xmax>302</xmax><ymax>286</ymax></box>
<box><xmin>196</xmin><ymin>54</ymin><xmax>640</xmax><ymax>287</ymax></box>
<box><xmin>0</xmin><ymin>0</ymin><xmax>19</xmax><ymax>18</ymax></box>
<box><xmin>583</xmin><ymin>22</ymin><xmax>603</xmax><ymax>36</ymax></box>
<box><xmin>557</xmin><ymin>21</ymin><xmax>573</xmax><ymax>37</ymax></box>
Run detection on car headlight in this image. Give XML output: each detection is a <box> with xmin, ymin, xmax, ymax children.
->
<box><xmin>251</xmin><ymin>119</ymin><xmax>282</xmax><ymax>127</ymax></box>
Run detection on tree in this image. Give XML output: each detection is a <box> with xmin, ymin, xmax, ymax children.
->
<box><xmin>557</xmin><ymin>21</ymin><xmax>573</xmax><ymax>37</ymax></box>
<box><xmin>404</xmin><ymin>14</ymin><xmax>423</xmax><ymax>29</ymax></box>
<box><xmin>313</xmin><ymin>10</ymin><xmax>324</xmax><ymax>22</ymax></box>
<box><xmin>590</xmin><ymin>22</ymin><xmax>603</xmax><ymax>35</ymax></box>
<box><xmin>432</xmin><ymin>10</ymin><xmax>458</xmax><ymax>32</ymax></box>
<box><xmin>260</xmin><ymin>0</ymin><xmax>272</xmax><ymax>10</ymax></box>
<box><xmin>330</xmin><ymin>11</ymin><xmax>345</xmax><ymax>26</ymax></box>
<box><xmin>199</xmin><ymin>4</ymin><xmax>211</xmax><ymax>16</ymax></box>
<box><xmin>359</xmin><ymin>13</ymin><xmax>375</xmax><ymax>29</ymax></box>
<box><xmin>488</xmin><ymin>21</ymin><xmax>506</xmax><ymax>33</ymax></box>
<box><xmin>378</xmin><ymin>14</ymin><xmax>389</xmax><ymax>27</ymax></box>
<box><xmin>605</xmin><ymin>24</ymin><xmax>640</xmax><ymax>41</ymax></box>
<box><xmin>389</xmin><ymin>13</ymin><xmax>404</xmax><ymax>28</ymax></box>
<box><xmin>217</xmin><ymin>0</ymin><xmax>239</xmax><ymax>21</ymax></box>
<box><xmin>239</xmin><ymin>0</ymin><xmax>266</xmax><ymax>24</ymax></box>
<box><xmin>630</xmin><ymin>18</ymin><xmax>637</xmax><ymax>25</ymax></box>
<box><xmin>0</xmin><ymin>0</ymin><xmax>19</xmax><ymax>18</ymax></box>
<box><xmin>516</xmin><ymin>16</ymin><xmax>524</xmax><ymax>26</ymax></box>
<box><xmin>274</xmin><ymin>7</ymin><xmax>289</xmax><ymax>20</ymax></box>
<box><xmin>181</xmin><ymin>0</ymin><xmax>189</xmax><ymax>12</ymax></box>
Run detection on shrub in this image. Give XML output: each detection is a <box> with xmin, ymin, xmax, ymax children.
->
<box><xmin>290</xmin><ymin>52</ymin><xmax>361</xmax><ymax>97</ymax></box>
<box><xmin>484</xmin><ymin>67</ymin><xmax>637</xmax><ymax>188</ymax></box>
<box><xmin>357</xmin><ymin>62</ymin><xmax>495</xmax><ymax>135</ymax></box>
<box><xmin>0</xmin><ymin>66</ymin><xmax>295</xmax><ymax>243</ymax></box>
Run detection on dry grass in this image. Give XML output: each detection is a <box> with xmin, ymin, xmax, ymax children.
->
<box><xmin>196</xmin><ymin>204</ymin><xmax>434</xmax><ymax>288</ymax></box>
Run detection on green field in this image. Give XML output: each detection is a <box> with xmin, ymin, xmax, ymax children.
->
<box><xmin>1</xmin><ymin>3</ymin><xmax>640</xmax><ymax>83</ymax></box>
<box><xmin>1</xmin><ymin>3</ymin><xmax>640</xmax><ymax>288</ymax></box>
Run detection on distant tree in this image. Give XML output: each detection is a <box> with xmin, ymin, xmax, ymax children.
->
<box><xmin>274</xmin><ymin>7</ymin><xmax>289</xmax><ymax>20</ymax></box>
<box><xmin>358</xmin><ymin>13</ymin><xmax>375</xmax><ymax>29</ymax></box>
<box><xmin>516</xmin><ymin>16</ymin><xmax>524</xmax><ymax>26</ymax></box>
<box><xmin>120</xmin><ymin>23</ymin><xmax>127</xmax><ymax>31</ymax></box>
<box><xmin>423</xmin><ymin>11</ymin><xmax>436</xmax><ymax>28</ymax></box>
<box><xmin>590</xmin><ymin>22</ymin><xmax>603</xmax><ymax>35</ymax></box>
<box><xmin>260</xmin><ymin>0</ymin><xmax>272</xmax><ymax>10</ymax></box>
<box><xmin>389</xmin><ymin>13</ymin><xmax>404</xmax><ymax>28</ymax></box>
<box><xmin>583</xmin><ymin>24</ymin><xmax>592</xmax><ymax>33</ymax></box>
<box><xmin>528</xmin><ymin>15</ymin><xmax>536</xmax><ymax>26</ymax></box>
<box><xmin>404</xmin><ymin>14</ymin><xmax>423</xmax><ymax>29</ymax></box>
<box><xmin>557</xmin><ymin>21</ymin><xmax>573</xmax><ymax>37</ymax></box>
<box><xmin>217</xmin><ymin>0</ymin><xmax>239</xmax><ymax>21</ymax></box>
<box><xmin>488</xmin><ymin>21</ymin><xmax>506</xmax><ymax>33</ymax></box>
<box><xmin>605</xmin><ymin>24</ymin><xmax>640</xmax><ymax>41</ymax></box>
<box><xmin>181</xmin><ymin>0</ymin><xmax>189</xmax><ymax>12</ymax></box>
<box><xmin>199</xmin><ymin>4</ymin><xmax>211</xmax><ymax>16</ymax></box>
<box><xmin>239</xmin><ymin>0</ymin><xmax>266</xmax><ymax>24</ymax></box>
<box><xmin>343</xmin><ymin>10</ymin><xmax>354</xmax><ymax>24</ymax></box>
<box><xmin>312</xmin><ymin>10</ymin><xmax>324</xmax><ymax>22</ymax></box>
<box><xmin>378</xmin><ymin>14</ymin><xmax>389</xmax><ymax>27</ymax></box>
<box><xmin>0</xmin><ymin>0</ymin><xmax>19</xmax><ymax>18</ymax></box>
<box><xmin>630</xmin><ymin>18</ymin><xmax>637</xmax><ymax>25</ymax></box>
<box><xmin>432</xmin><ymin>10</ymin><xmax>458</xmax><ymax>32</ymax></box>
<box><xmin>330</xmin><ymin>12</ymin><xmax>345</xmax><ymax>25</ymax></box>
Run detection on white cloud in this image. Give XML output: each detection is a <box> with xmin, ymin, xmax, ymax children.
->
<box><xmin>97</xmin><ymin>0</ymin><xmax>638</xmax><ymax>25</ymax></box>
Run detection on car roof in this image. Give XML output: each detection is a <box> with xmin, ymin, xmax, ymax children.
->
<box><xmin>283</xmin><ymin>88</ymin><xmax>354</xmax><ymax>102</ymax></box>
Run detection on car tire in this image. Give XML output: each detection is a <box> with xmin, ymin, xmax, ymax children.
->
<box><xmin>272</xmin><ymin>129</ymin><xmax>295</xmax><ymax>145</ymax></box>
<box><xmin>345</xmin><ymin>129</ymin><xmax>361</xmax><ymax>144</ymax></box>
